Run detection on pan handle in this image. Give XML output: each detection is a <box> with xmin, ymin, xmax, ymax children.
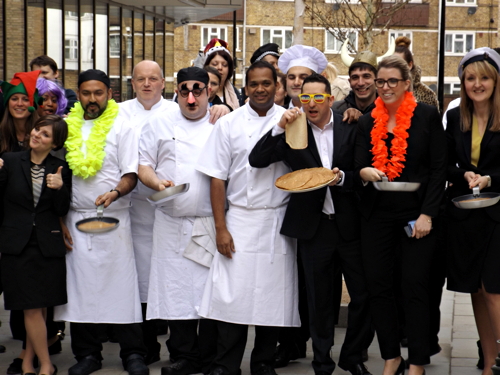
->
<box><xmin>97</xmin><ymin>204</ymin><xmax>104</xmax><ymax>218</ymax></box>
<box><xmin>472</xmin><ymin>186</ymin><xmax>480</xmax><ymax>197</ymax></box>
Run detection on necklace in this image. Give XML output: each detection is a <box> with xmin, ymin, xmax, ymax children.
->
<box><xmin>370</xmin><ymin>91</ymin><xmax>417</xmax><ymax>181</ymax></box>
<box><xmin>64</xmin><ymin>100</ymin><xmax>119</xmax><ymax>178</ymax></box>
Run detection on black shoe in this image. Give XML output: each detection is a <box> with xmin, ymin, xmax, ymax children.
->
<box><xmin>344</xmin><ymin>363</ymin><xmax>372</xmax><ymax>375</ymax></box>
<box><xmin>124</xmin><ymin>354</ymin><xmax>149</xmax><ymax>375</ymax></box>
<box><xmin>477</xmin><ymin>340</ymin><xmax>484</xmax><ymax>370</ymax></box>
<box><xmin>68</xmin><ymin>354</ymin><xmax>102</xmax><ymax>375</ymax></box>
<box><xmin>49</xmin><ymin>339</ymin><xmax>62</xmax><ymax>355</ymax></box>
<box><xmin>7</xmin><ymin>358</ymin><xmax>23</xmax><ymax>375</ymax></box>
<box><xmin>145</xmin><ymin>351</ymin><xmax>160</xmax><ymax>366</ymax></box>
<box><xmin>208</xmin><ymin>367</ymin><xmax>230</xmax><ymax>375</ymax></box>
<box><xmin>39</xmin><ymin>364</ymin><xmax>58</xmax><ymax>375</ymax></box>
<box><xmin>161</xmin><ymin>359</ymin><xmax>199</xmax><ymax>375</ymax></box>
<box><xmin>0</xmin><ymin>345</ymin><xmax>6</xmax><ymax>353</ymax></box>
<box><xmin>361</xmin><ymin>349</ymin><xmax>369</xmax><ymax>363</ymax></box>
<box><xmin>273</xmin><ymin>344</ymin><xmax>302</xmax><ymax>368</ymax></box>
<box><xmin>393</xmin><ymin>357</ymin><xmax>405</xmax><ymax>375</ymax></box>
<box><xmin>251</xmin><ymin>363</ymin><xmax>277</xmax><ymax>375</ymax></box>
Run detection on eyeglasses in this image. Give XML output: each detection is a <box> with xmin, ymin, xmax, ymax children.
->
<box><xmin>178</xmin><ymin>86</ymin><xmax>207</xmax><ymax>98</ymax></box>
<box><xmin>374</xmin><ymin>78</ymin><xmax>405</xmax><ymax>88</ymax></box>
<box><xmin>298</xmin><ymin>93</ymin><xmax>331</xmax><ymax>104</ymax></box>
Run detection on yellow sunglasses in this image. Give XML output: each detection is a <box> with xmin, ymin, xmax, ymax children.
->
<box><xmin>299</xmin><ymin>93</ymin><xmax>331</xmax><ymax>104</ymax></box>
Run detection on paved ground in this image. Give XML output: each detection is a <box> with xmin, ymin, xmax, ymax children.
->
<box><xmin>0</xmin><ymin>287</ymin><xmax>483</xmax><ymax>375</ymax></box>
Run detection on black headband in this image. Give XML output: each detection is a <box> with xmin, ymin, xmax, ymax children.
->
<box><xmin>250</xmin><ymin>43</ymin><xmax>280</xmax><ymax>64</ymax></box>
<box><xmin>462</xmin><ymin>53</ymin><xmax>500</xmax><ymax>74</ymax></box>
<box><xmin>177</xmin><ymin>67</ymin><xmax>209</xmax><ymax>86</ymax></box>
<box><xmin>78</xmin><ymin>69</ymin><xmax>111</xmax><ymax>88</ymax></box>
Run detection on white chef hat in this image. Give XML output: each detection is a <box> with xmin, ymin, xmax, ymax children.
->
<box><xmin>278</xmin><ymin>45</ymin><xmax>328</xmax><ymax>74</ymax></box>
<box><xmin>458</xmin><ymin>47</ymin><xmax>500</xmax><ymax>77</ymax></box>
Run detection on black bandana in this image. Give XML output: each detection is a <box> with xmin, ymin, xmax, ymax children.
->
<box><xmin>177</xmin><ymin>67</ymin><xmax>209</xmax><ymax>86</ymax></box>
<box><xmin>78</xmin><ymin>69</ymin><xmax>111</xmax><ymax>88</ymax></box>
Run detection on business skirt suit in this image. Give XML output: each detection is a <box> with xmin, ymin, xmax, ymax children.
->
<box><xmin>355</xmin><ymin>103</ymin><xmax>447</xmax><ymax>365</ymax></box>
<box><xmin>0</xmin><ymin>151</ymin><xmax>71</xmax><ymax>310</ymax></box>
<box><xmin>445</xmin><ymin>107</ymin><xmax>500</xmax><ymax>294</ymax></box>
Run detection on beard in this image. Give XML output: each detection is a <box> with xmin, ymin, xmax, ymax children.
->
<box><xmin>84</xmin><ymin>101</ymin><xmax>107</xmax><ymax>119</ymax></box>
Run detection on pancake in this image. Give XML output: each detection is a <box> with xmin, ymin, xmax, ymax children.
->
<box><xmin>275</xmin><ymin>167</ymin><xmax>336</xmax><ymax>191</ymax></box>
<box><xmin>78</xmin><ymin>221</ymin><xmax>116</xmax><ymax>231</ymax></box>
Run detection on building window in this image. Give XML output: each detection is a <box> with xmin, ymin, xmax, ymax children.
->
<box><xmin>446</xmin><ymin>0</ymin><xmax>476</xmax><ymax>5</ymax></box>
<box><xmin>261</xmin><ymin>28</ymin><xmax>293</xmax><ymax>51</ymax></box>
<box><xmin>201</xmin><ymin>27</ymin><xmax>227</xmax><ymax>49</ymax></box>
<box><xmin>389</xmin><ymin>31</ymin><xmax>413</xmax><ymax>51</ymax></box>
<box><xmin>65</xmin><ymin>39</ymin><xmax>78</xmax><ymax>60</ymax></box>
<box><xmin>110</xmin><ymin>34</ymin><xmax>120</xmax><ymax>58</ymax></box>
<box><xmin>445</xmin><ymin>33</ymin><xmax>474</xmax><ymax>55</ymax></box>
<box><xmin>444</xmin><ymin>83</ymin><xmax>461</xmax><ymax>95</ymax></box>
<box><xmin>325</xmin><ymin>30</ymin><xmax>357</xmax><ymax>53</ymax></box>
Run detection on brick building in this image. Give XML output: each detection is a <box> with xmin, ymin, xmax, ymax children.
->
<box><xmin>172</xmin><ymin>0</ymin><xmax>500</xmax><ymax>104</ymax></box>
<box><xmin>0</xmin><ymin>0</ymin><xmax>241</xmax><ymax>99</ymax></box>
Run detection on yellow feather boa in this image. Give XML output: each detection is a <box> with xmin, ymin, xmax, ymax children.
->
<box><xmin>64</xmin><ymin>100</ymin><xmax>119</xmax><ymax>178</ymax></box>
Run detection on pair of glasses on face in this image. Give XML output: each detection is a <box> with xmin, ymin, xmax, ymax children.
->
<box><xmin>178</xmin><ymin>87</ymin><xmax>207</xmax><ymax>98</ymax></box>
<box><xmin>374</xmin><ymin>78</ymin><xmax>405</xmax><ymax>88</ymax></box>
<box><xmin>299</xmin><ymin>93</ymin><xmax>331</xmax><ymax>104</ymax></box>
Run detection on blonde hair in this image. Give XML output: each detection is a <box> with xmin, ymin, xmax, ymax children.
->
<box><xmin>321</xmin><ymin>63</ymin><xmax>339</xmax><ymax>85</ymax></box>
<box><xmin>378</xmin><ymin>55</ymin><xmax>411</xmax><ymax>82</ymax></box>
<box><xmin>459</xmin><ymin>60</ymin><xmax>500</xmax><ymax>132</ymax></box>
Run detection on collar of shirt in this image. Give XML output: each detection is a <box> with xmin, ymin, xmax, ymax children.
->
<box><xmin>135</xmin><ymin>97</ymin><xmax>164</xmax><ymax>111</ymax></box>
<box><xmin>246</xmin><ymin>102</ymin><xmax>277</xmax><ymax>117</ymax></box>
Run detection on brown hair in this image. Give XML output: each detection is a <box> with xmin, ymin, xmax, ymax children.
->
<box><xmin>277</xmin><ymin>72</ymin><xmax>287</xmax><ymax>92</ymax></box>
<box><xmin>0</xmin><ymin>101</ymin><xmax>39</xmax><ymax>153</ymax></box>
<box><xmin>204</xmin><ymin>50</ymin><xmax>234</xmax><ymax>84</ymax></box>
<box><xmin>377</xmin><ymin>55</ymin><xmax>411</xmax><ymax>83</ymax></box>
<box><xmin>29</xmin><ymin>55</ymin><xmax>58</xmax><ymax>74</ymax></box>
<box><xmin>34</xmin><ymin>115</ymin><xmax>68</xmax><ymax>150</ymax></box>
<box><xmin>394</xmin><ymin>36</ymin><xmax>415</xmax><ymax>74</ymax></box>
<box><xmin>459</xmin><ymin>61</ymin><xmax>500</xmax><ymax>132</ymax></box>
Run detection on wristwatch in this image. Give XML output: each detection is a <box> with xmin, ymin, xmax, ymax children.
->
<box><xmin>485</xmin><ymin>175</ymin><xmax>492</xmax><ymax>188</ymax></box>
<box><xmin>109</xmin><ymin>188</ymin><xmax>121</xmax><ymax>201</ymax></box>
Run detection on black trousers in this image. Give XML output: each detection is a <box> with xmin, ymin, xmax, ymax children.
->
<box><xmin>211</xmin><ymin>320</ymin><xmax>279</xmax><ymax>375</ymax></box>
<box><xmin>141</xmin><ymin>303</ymin><xmax>160</xmax><ymax>355</ymax></box>
<box><xmin>167</xmin><ymin>319</ymin><xmax>217</xmax><ymax>373</ymax></box>
<box><xmin>70</xmin><ymin>322</ymin><xmax>147</xmax><ymax>363</ymax></box>
<box><xmin>361</xmin><ymin>213</ymin><xmax>435</xmax><ymax>366</ymax></box>
<box><xmin>299</xmin><ymin>217</ymin><xmax>371</xmax><ymax>374</ymax></box>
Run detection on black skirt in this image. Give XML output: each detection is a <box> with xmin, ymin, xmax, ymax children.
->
<box><xmin>447</xmin><ymin>209</ymin><xmax>500</xmax><ymax>294</ymax></box>
<box><xmin>1</xmin><ymin>228</ymin><xmax>67</xmax><ymax>310</ymax></box>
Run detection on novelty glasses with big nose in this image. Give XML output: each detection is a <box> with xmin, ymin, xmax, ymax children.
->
<box><xmin>178</xmin><ymin>86</ymin><xmax>207</xmax><ymax>98</ymax></box>
<box><xmin>299</xmin><ymin>93</ymin><xmax>331</xmax><ymax>104</ymax></box>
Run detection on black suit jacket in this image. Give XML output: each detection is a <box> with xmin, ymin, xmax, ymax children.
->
<box><xmin>445</xmin><ymin>107</ymin><xmax>500</xmax><ymax>222</ymax></box>
<box><xmin>355</xmin><ymin>102</ymin><xmax>447</xmax><ymax>220</ymax></box>
<box><xmin>0</xmin><ymin>151</ymin><xmax>71</xmax><ymax>257</ymax></box>
<box><xmin>249</xmin><ymin>112</ymin><xmax>362</xmax><ymax>241</ymax></box>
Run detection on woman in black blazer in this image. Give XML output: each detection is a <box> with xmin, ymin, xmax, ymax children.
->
<box><xmin>0</xmin><ymin>115</ymin><xmax>71</xmax><ymax>375</ymax></box>
<box><xmin>355</xmin><ymin>56</ymin><xmax>446</xmax><ymax>375</ymax></box>
<box><xmin>445</xmin><ymin>47</ymin><xmax>500</xmax><ymax>374</ymax></box>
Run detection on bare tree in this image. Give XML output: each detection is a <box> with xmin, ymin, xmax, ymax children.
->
<box><xmin>305</xmin><ymin>0</ymin><xmax>414</xmax><ymax>51</ymax></box>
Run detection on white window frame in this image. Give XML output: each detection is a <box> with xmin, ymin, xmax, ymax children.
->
<box><xmin>65</xmin><ymin>38</ymin><xmax>78</xmax><ymax>60</ymax></box>
<box><xmin>446</xmin><ymin>0</ymin><xmax>476</xmax><ymax>6</ymax></box>
<box><xmin>444</xmin><ymin>82</ymin><xmax>461</xmax><ymax>95</ymax></box>
<box><xmin>445</xmin><ymin>32</ymin><xmax>474</xmax><ymax>56</ymax></box>
<box><xmin>324</xmin><ymin>29</ymin><xmax>358</xmax><ymax>54</ymax></box>
<box><xmin>324</xmin><ymin>0</ymin><xmax>360</xmax><ymax>4</ymax></box>
<box><xmin>236</xmin><ymin>27</ymin><xmax>241</xmax><ymax>52</ymax></box>
<box><xmin>261</xmin><ymin>27</ymin><xmax>293</xmax><ymax>51</ymax></box>
<box><xmin>388</xmin><ymin>31</ymin><xmax>413</xmax><ymax>51</ymax></box>
<box><xmin>201</xmin><ymin>26</ymin><xmax>227</xmax><ymax>50</ymax></box>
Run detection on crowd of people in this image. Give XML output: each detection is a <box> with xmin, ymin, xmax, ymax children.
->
<box><xmin>0</xmin><ymin>36</ymin><xmax>499</xmax><ymax>375</ymax></box>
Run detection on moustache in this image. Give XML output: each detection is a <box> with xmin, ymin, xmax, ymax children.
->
<box><xmin>86</xmin><ymin>102</ymin><xmax>100</xmax><ymax>110</ymax></box>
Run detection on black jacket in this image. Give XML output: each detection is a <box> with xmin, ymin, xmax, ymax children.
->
<box><xmin>249</xmin><ymin>113</ymin><xmax>362</xmax><ymax>241</ymax></box>
<box><xmin>331</xmin><ymin>91</ymin><xmax>376</xmax><ymax>116</ymax></box>
<box><xmin>445</xmin><ymin>107</ymin><xmax>500</xmax><ymax>222</ymax></box>
<box><xmin>355</xmin><ymin>103</ymin><xmax>447</xmax><ymax>220</ymax></box>
<box><xmin>0</xmin><ymin>151</ymin><xmax>71</xmax><ymax>257</ymax></box>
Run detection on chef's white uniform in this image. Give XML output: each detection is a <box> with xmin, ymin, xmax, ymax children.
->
<box><xmin>196</xmin><ymin>103</ymin><xmax>300</xmax><ymax>327</ymax></box>
<box><xmin>139</xmin><ymin>109</ymin><xmax>213</xmax><ymax>320</ymax></box>
<box><xmin>54</xmin><ymin>116</ymin><xmax>142</xmax><ymax>324</ymax></box>
<box><xmin>119</xmin><ymin>98</ymin><xmax>178</xmax><ymax>303</ymax></box>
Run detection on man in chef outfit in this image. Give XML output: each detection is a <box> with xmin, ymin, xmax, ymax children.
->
<box><xmin>120</xmin><ymin>60</ymin><xmax>178</xmax><ymax>365</ymax></box>
<box><xmin>138</xmin><ymin>67</ymin><xmax>217</xmax><ymax>375</ymax></box>
<box><xmin>196</xmin><ymin>60</ymin><xmax>299</xmax><ymax>375</ymax></box>
<box><xmin>54</xmin><ymin>69</ymin><xmax>148</xmax><ymax>375</ymax></box>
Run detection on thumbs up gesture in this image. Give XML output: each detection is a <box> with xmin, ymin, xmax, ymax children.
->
<box><xmin>46</xmin><ymin>166</ymin><xmax>63</xmax><ymax>190</ymax></box>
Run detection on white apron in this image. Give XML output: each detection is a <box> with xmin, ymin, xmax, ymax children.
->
<box><xmin>199</xmin><ymin>205</ymin><xmax>300</xmax><ymax>327</ymax></box>
<box><xmin>54</xmin><ymin>208</ymin><xmax>142</xmax><ymax>323</ymax></box>
<box><xmin>146</xmin><ymin>212</ymin><xmax>209</xmax><ymax>320</ymax></box>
